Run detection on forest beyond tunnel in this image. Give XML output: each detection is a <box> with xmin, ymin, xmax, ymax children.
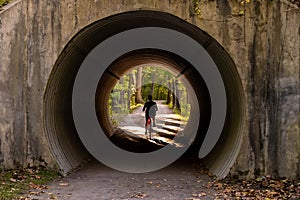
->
<box><xmin>43</xmin><ymin>10</ymin><xmax>245</xmax><ymax>177</ymax></box>
<box><xmin>95</xmin><ymin>49</ymin><xmax>210</xmax><ymax>154</ymax></box>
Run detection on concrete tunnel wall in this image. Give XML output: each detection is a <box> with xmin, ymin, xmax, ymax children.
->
<box><xmin>0</xmin><ymin>0</ymin><xmax>299</xmax><ymax>179</ymax></box>
<box><xmin>45</xmin><ymin>11</ymin><xmax>244</xmax><ymax>177</ymax></box>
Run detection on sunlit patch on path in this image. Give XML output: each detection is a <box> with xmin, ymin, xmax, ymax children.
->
<box><xmin>111</xmin><ymin>101</ymin><xmax>187</xmax><ymax>151</ymax></box>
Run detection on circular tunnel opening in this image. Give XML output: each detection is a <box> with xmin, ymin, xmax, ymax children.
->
<box><xmin>95</xmin><ymin>49</ymin><xmax>210</xmax><ymax>154</ymax></box>
<box><xmin>43</xmin><ymin>10</ymin><xmax>245</xmax><ymax>177</ymax></box>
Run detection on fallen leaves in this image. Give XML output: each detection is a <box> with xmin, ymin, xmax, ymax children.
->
<box><xmin>186</xmin><ymin>193</ymin><xmax>207</xmax><ymax>200</ymax></box>
<box><xmin>0</xmin><ymin>167</ymin><xmax>59</xmax><ymax>199</ymax></box>
<box><xmin>58</xmin><ymin>182</ymin><xmax>69</xmax><ymax>186</ymax></box>
<box><xmin>9</xmin><ymin>178</ymin><xmax>17</xmax><ymax>183</ymax></box>
<box><xmin>204</xmin><ymin>175</ymin><xmax>300</xmax><ymax>199</ymax></box>
<box><xmin>192</xmin><ymin>192</ymin><xmax>207</xmax><ymax>197</ymax></box>
<box><xmin>130</xmin><ymin>192</ymin><xmax>149</xmax><ymax>199</ymax></box>
<box><xmin>29</xmin><ymin>182</ymin><xmax>48</xmax><ymax>190</ymax></box>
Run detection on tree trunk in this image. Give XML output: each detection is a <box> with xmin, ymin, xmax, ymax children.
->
<box><xmin>172</xmin><ymin>78</ymin><xmax>176</xmax><ymax>109</ymax></box>
<box><xmin>119</xmin><ymin>77</ymin><xmax>124</xmax><ymax>109</ymax></box>
<box><xmin>166</xmin><ymin>75</ymin><xmax>171</xmax><ymax>104</ymax></box>
<box><xmin>156</xmin><ymin>84</ymin><xmax>161</xmax><ymax>100</ymax></box>
<box><xmin>127</xmin><ymin>73</ymin><xmax>132</xmax><ymax>110</ymax></box>
<box><xmin>135</xmin><ymin>67</ymin><xmax>144</xmax><ymax>104</ymax></box>
<box><xmin>150</xmin><ymin>73</ymin><xmax>155</xmax><ymax>96</ymax></box>
<box><xmin>175</xmin><ymin>79</ymin><xmax>181</xmax><ymax>112</ymax></box>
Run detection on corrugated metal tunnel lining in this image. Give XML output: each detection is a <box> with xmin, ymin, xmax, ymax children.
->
<box><xmin>43</xmin><ymin>10</ymin><xmax>245</xmax><ymax>177</ymax></box>
<box><xmin>95</xmin><ymin>49</ymin><xmax>210</xmax><ymax>144</ymax></box>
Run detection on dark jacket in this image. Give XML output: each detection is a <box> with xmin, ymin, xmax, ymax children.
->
<box><xmin>142</xmin><ymin>101</ymin><xmax>158</xmax><ymax>118</ymax></box>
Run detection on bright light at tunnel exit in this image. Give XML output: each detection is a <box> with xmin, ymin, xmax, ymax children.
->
<box><xmin>106</xmin><ymin>66</ymin><xmax>192</xmax><ymax>152</ymax></box>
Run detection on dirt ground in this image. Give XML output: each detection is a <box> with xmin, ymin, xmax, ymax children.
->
<box><xmin>28</xmin><ymin>158</ymin><xmax>218</xmax><ymax>200</ymax></box>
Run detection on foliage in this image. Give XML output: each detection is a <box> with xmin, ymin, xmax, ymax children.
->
<box><xmin>193</xmin><ymin>0</ymin><xmax>253</xmax><ymax>17</ymax></box>
<box><xmin>193</xmin><ymin>0</ymin><xmax>202</xmax><ymax>17</ymax></box>
<box><xmin>236</xmin><ymin>0</ymin><xmax>251</xmax><ymax>16</ymax></box>
<box><xmin>109</xmin><ymin>66</ymin><xmax>191</xmax><ymax>125</ymax></box>
<box><xmin>129</xmin><ymin>103</ymin><xmax>143</xmax><ymax>114</ymax></box>
<box><xmin>0</xmin><ymin>0</ymin><xmax>10</xmax><ymax>8</ymax></box>
<box><xmin>0</xmin><ymin>167</ymin><xmax>59</xmax><ymax>199</ymax></box>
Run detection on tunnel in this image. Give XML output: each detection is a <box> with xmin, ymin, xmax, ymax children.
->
<box><xmin>95</xmin><ymin>49</ymin><xmax>209</xmax><ymax>144</ymax></box>
<box><xmin>43</xmin><ymin>10</ymin><xmax>245</xmax><ymax>177</ymax></box>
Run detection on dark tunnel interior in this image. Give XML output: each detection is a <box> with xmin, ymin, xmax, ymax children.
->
<box><xmin>43</xmin><ymin>10</ymin><xmax>245</xmax><ymax>177</ymax></box>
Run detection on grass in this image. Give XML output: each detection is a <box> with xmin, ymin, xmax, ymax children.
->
<box><xmin>0</xmin><ymin>167</ymin><xmax>59</xmax><ymax>199</ymax></box>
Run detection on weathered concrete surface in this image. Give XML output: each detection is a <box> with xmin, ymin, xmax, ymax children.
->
<box><xmin>0</xmin><ymin>0</ymin><xmax>299</xmax><ymax>179</ymax></box>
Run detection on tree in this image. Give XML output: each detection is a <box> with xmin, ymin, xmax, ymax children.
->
<box><xmin>172</xmin><ymin>78</ymin><xmax>176</xmax><ymax>109</ymax></box>
<box><xmin>135</xmin><ymin>67</ymin><xmax>144</xmax><ymax>104</ymax></box>
<box><xmin>150</xmin><ymin>72</ymin><xmax>155</xmax><ymax>96</ymax></box>
<box><xmin>174</xmin><ymin>78</ymin><xmax>181</xmax><ymax>112</ymax></box>
<box><xmin>127</xmin><ymin>72</ymin><xmax>133</xmax><ymax>110</ymax></box>
<box><xmin>119</xmin><ymin>76</ymin><xmax>125</xmax><ymax>107</ymax></box>
<box><xmin>166</xmin><ymin>75</ymin><xmax>172</xmax><ymax>104</ymax></box>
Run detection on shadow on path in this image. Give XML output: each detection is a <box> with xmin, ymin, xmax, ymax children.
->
<box><xmin>28</xmin><ymin>157</ymin><xmax>218</xmax><ymax>200</ymax></box>
<box><xmin>25</xmin><ymin>102</ymin><xmax>223</xmax><ymax>199</ymax></box>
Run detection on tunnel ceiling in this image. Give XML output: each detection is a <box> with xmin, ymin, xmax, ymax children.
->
<box><xmin>44</xmin><ymin>10</ymin><xmax>245</xmax><ymax>177</ymax></box>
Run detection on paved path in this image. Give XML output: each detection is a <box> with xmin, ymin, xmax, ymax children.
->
<box><xmin>27</xmin><ymin>102</ymin><xmax>221</xmax><ymax>199</ymax></box>
<box><xmin>117</xmin><ymin>101</ymin><xmax>185</xmax><ymax>146</ymax></box>
<box><xmin>28</xmin><ymin>158</ymin><xmax>218</xmax><ymax>200</ymax></box>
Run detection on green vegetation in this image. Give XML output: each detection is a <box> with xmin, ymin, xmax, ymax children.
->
<box><xmin>193</xmin><ymin>0</ymin><xmax>253</xmax><ymax>17</ymax></box>
<box><xmin>0</xmin><ymin>0</ymin><xmax>10</xmax><ymax>8</ymax></box>
<box><xmin>129</xmin><ymin>103</ymin><xmax>143</xmax><ymax>114</ymax></box>
<box><xmin>109</xmin><ymin>66</ymin><xmax>191</xmax><ymax>125</ymax></box>
<box><xmin>166</xmin><ymin>102</ymin><xmax>190</xmax><ymax>122</ymax></box>
<box><xmin>0</xmin><ymin>167</ymin><xmax>59</xmax><ymax>199</ymax></box>
<box><xmin>193</xmin><ymin>0</ymin><xmax>201</xmax><ymax>17</ymax></box>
